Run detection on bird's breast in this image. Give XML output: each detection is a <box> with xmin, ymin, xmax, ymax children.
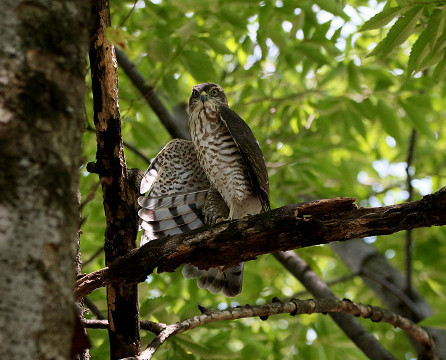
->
<box><xmin>188</xmin><ymin>108</ymin><xmax>258</xmax><ymax>216</ymax></box>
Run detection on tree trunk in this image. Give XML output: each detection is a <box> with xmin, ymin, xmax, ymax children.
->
<box><xmin>0</xmin><ymin>1</ymin><xmax>91</xmax><ymax>359</ymax></box>
<box><xmin>89</xmin><ymin>1</ymin><xmax>141</xmax><ymax>358</ymax></box>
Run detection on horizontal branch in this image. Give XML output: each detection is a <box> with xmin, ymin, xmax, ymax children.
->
<box><xmin>75</xmin><ymin>188</ymin><xmax>446</xmax><ymax>300</ymax></box>
<box><xmin>121</xmin><ymin>298</ymin><xmax>437</xmax><ymax>360</ymax></box>
<box><xmin>83</xmin><ymin>319</ymin><xmax>166</xmax><ymax>335</ymax></box>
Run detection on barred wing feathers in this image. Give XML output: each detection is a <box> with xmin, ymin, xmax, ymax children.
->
<box><xmin>138</xmin><ymin>139</ymin><xmax>210</xmax><ymax>244</ymax></box>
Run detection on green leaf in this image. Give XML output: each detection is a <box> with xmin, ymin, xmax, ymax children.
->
<box><xmin>376</xmin><ymin>100</ymin><xmax>401</xmax><ymax>142</ymax></box>
<box><xmin>180</xmin><ymin>50</ymin><xmax>217</xmax><ymax>82</ymax></box>
<box><xmin>199</xmin><ymin>37</ymin><xmax>231</xmax><ymax>54</ymax></box>
<box><xmin>347</xmin><ymin>61</ymin><xmax>361</xmax><ymax>91</ymax></box>
<box><xmin>420</xmin><ymin>48</ymin><xmax>446</xmax><ymax>70</ymax></box>
<box><xmin>314</xmin><ymin>0</ymin><xmax>349</xmax><ymax>20</ymax></box>
<box><xmin>426</xmin><ymin>277</ymin><xmax>446</xmax><ymax>299</ymax></box>
<box><xmin>149</xmin><ymin>36</ymin><xmax>173</xmax><ymax>62</ymax></box>
<box><xmin>176</xmin><ymin>18</ymin><xmax>197</xmax><ymax>41</ymax></box>
<box><xmin>419</xmin><ymin>313</ymin><xmax>446</xmax><ymax>329</ymax></box>
<box><xmin>427</xmin><ymin>9</ymin><xmax>446</xmax><ymax>48</ymax></box>
<box><xmin>408</xmin><ymin>9</ymin><xmax>446</xmax><ymax>74</ymax></box>
<box><xmin>106</xmin><ymin>27</ymin><xmax>134</xmax><ymax>50</ymax></box>
<box><xmin>433</xmin><ymin>54</ymin><xmax>446</xmax><ymax>81</ymax></box>
<box><xmin>348</xmin><ymin>101</ymin><xmax>367</xmax><ymax>139</ymax></box>
<box><xmin>368</xmin><ymin>6</ymin><xmax>424</xmax><ymax>58</ymax></box>
<box><xmin>400</xmin><ymin>96</ymin><xmax>434</xmax><ymax>137</ymax></box>
<box><xmin>295</xmin><ymin>43</ymin><xmax>329</xmax><ymax>65</ymax></box>
<box><xmin>360</xmin><ymin>6</ymin><xmax>404</xmax><ymax>31</ymax></box>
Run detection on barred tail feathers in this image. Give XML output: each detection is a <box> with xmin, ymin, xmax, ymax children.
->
<box><xmin>182</xmin><ymin>263</ymin><xmax>244</xmax><ymax>297</ymax></box>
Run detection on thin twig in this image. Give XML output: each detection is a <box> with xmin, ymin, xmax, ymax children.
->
<box><xmin>82</xmin><ymin>246</ymin><xmax>104</xmax><ymax>267</ymax></box>
<box><xmin>83</xmin><ymin>297</ymin><xmax>106</xmax><ymax>320</ymax></box>
<box><xmin>83</xmin><ymin>319</ymin><xmax>166</xmax><ymax>335</ymax></box>
<box><xmin>361</xmin><ymin>268</ymin><xmax>420</xmax><ymax>312</ymax></box>
<box><xmin>292</xmin><ymin>273</ymin><xmax>357</xmax><ymax>298</ymax></box>
<box><xmin>85</xmin><ymin>126</ymin><xmax>152</xmax><ymax>165</ymax></box>
<box><xmin>79</xmin><ymin>181</ymin><xmax>100</xmax><ymax>211</ymax></box>
<box><xmin>119</xmin><ymin>0</ymin><xmax>137</xmax><ymax>27</ymax></box>
<box><xmin>115</xmin><ymin>48</ymin><xmax>190</xmax><ymax>140</ymax></box>
<box><xmin>240</xmin><ymin>89</ymin><xmax>325</xmax><ymax>105</ymax></box>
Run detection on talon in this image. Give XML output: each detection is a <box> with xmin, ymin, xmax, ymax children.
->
<box><xmin>215</xmin><ymin>216</ymin><xmax>226</xmax><ymax>224</ymax></box>
<box><xmin>226</xmin><ymin>201</ymin><xmax>234</xmax><ymax>220</ymax></box>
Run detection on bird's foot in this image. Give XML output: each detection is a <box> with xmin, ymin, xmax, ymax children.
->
<box><xmin>216</xmin><ymin>216</ymin><xmax>230</xmax><ymax>223</ymax></box>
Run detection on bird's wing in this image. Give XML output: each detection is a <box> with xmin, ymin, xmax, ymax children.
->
<box><xmin>218</xmin><ymin>106</ymin><xmax>270</xmax><ymax>211</ymax></box>
<box><xmin>138</xmin><ymin>139</ymin><xmax>210</xmax><ymax>244</ymax></box>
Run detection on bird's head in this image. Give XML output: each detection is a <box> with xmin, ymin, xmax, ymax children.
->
<box><xmin>188</xmin><ymin>83</ymin><xmax>228</xmax><ymax>113</ymax></box>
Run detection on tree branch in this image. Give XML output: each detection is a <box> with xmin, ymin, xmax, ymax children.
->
<box><xmin>75</xmin><ymin>189</ymin><xmax>446</xmax><ymax>300</ymax></box>
<box><xmin>331</xmin><ymin>239</ymin><xmax>446</xmax><ymax>356</ymax></box>
<box><xmin>83</xmin><ymin>319</ymin><xmax>166</xmax><ymax>335</ymax></box>
<box><xmin>122</xmin><ymin>298</ymin><xmax>437</xmax><ymax>360</ymax></box>
<box><xmin>274</xmin><ymin>251</ymin><xmax>395</xmax><ymax>360</ymax></box>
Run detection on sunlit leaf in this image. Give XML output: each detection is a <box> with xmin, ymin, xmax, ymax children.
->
<box><xmin>419</xmin><ymin>313</ymin><xmax>446</xmax><ymax>329</ymax></box>
<box><xmin>199</xmin><ymin>36</ymin><xmax>232</xmax><ymax>54</ymax></box>
<box><xmin>376</xmin><ymin>100</ymin><xmax>402</xmax><ymax>143</ymax></box>
<box><xmin>181</xmin><ymin>50</ymin><xmax>217</xmax><ymax>82</ymax></box>
<box><xmin>360</xmin><ymin>6</ymin><xmax>404</xmax><ymax>31</ymax></box>
<box><xmin>433</xmin><ymin>54</ymin><xmax>446</xmax><ymax>81</ymax></box>
<box><xmin>368</xmin><ymin>6</ymin><xmax>424</xmax><ymax>58</ymax></box>
<box><xmin>106</xmin><ymin>27</ymin><xmax>134</xmax><ymax>50</ymax></box>
<box><xmin>408</xmin><ymin>9</ymin><xmax>446</xmax><ymax>75</ymax></box>
<box><xmin>426</xmin><ymin>277</ymin><xmax>446</xmax><ymax>299</ymax></box>
<box><xmin>400</xmin><ymin>96</ymin><xmax>434</xmax><ymax>137</ymax></box>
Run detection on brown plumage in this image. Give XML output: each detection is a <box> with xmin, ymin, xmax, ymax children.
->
<box><xmin>139</xmin><ymin>83</ymin><xmax>269</xmax><ymax>297</ymax></box>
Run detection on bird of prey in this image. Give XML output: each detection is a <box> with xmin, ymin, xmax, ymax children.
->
<box><xmin>138</xmin><ymin>83</ymin><xmax>270</xmax><ymax>297</ymax></box>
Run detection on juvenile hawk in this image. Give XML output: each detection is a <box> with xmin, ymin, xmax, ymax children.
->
<box><xmin>138</xmin><ymin>83</ymin><xmax>270</xmax><ymax>297</ymax></box>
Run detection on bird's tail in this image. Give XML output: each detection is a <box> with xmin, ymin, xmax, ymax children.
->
<box><xmin>182</xmin><ymin>263</ymin><xmax>244</xmax><ymax>297</ymax></box>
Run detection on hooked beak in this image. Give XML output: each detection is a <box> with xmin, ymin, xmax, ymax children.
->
<box><xmin>200</xmin><ymin>92</ymin><xmax>209</xmax><ymax>104</ymax></box>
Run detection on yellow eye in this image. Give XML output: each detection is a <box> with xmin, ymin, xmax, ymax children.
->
<box><xmin>210</xmin><ymin>89</ymin><xmax>218</xmax><ymax>96</ymax></box>
<box><xmin>192</xmin><ymin>90</ymin><xmax>199</xmax><ymax>97</ymax></box>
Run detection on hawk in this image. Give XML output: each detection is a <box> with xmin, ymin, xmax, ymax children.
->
<box><xmin>138</xmin><ymin>83</ymin><xmax>270</xmax><ymax>297</ymax></box>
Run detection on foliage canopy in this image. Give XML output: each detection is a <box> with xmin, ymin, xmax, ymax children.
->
<box><xmin>81</xmin><ymin>0</ymin><xmax>446</xmax><ymax>359</ymax></box>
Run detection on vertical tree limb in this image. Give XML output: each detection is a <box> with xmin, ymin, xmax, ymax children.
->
<box><xmin>89</xmin><ymin>1</ymin><xmax>140</xmax><ymax>358</ymax></box>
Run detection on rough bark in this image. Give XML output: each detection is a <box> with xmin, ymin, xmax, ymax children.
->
<box><xmin>88</xmin><ymin>0</ymin><xmax>140</xmax><ymax>358</ymax></box>
<box><xmin>74</xmin><ymin>192</ymin><xmax>91</xmax><ymax>360</ymax></box>
<box><xmin>75</xmin><ymin>189</ymin><xmax>446</xmax><ymax>299</ymax></box>
<box><xmin>0</xmin><ymin>0</ymin><xmax>91</xmax><ymax>359</ymax></box>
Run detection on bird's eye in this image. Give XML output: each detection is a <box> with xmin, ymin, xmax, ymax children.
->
<box><xmin>210</xmin><ymin>89</ymin><xmax>218</xmax><ymax>96</ymax></box>
<box><xmin>192</xmin><ymin>90</ymin><xmax>199</xmax><ymax>97</ymax></box>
